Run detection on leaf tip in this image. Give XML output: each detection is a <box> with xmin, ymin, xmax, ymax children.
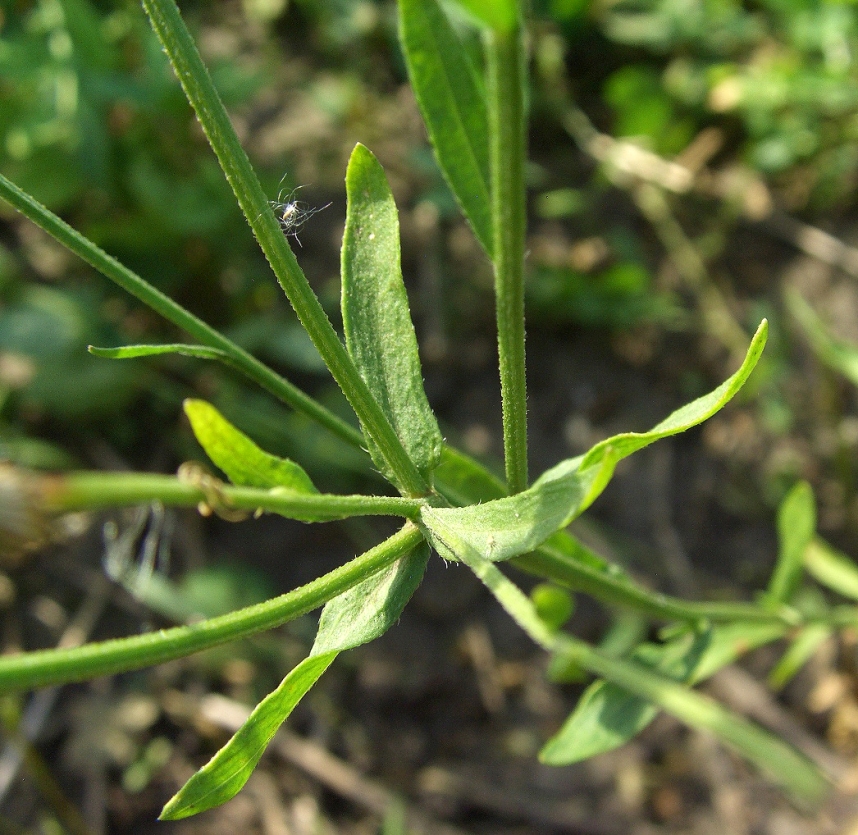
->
<box><xmin>183</xmin><ymin>397</ymin><xmax>205</xmax><ymax>417</ymax></box>
<box><xmin>158</xmin><ymin>794</ymin><xmax>194</xmax><ymax>821</ymax></box>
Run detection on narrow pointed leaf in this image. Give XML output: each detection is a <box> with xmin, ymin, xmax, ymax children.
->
<box><xmin>445</xmin><ymin>533</ymin><xmax>827</xmax><ymax>805</ymax></box>
<box><xmin>768</xmin><ymin>624</ymin><xmax>832</xmax><ymax>690</ymax></box>
<box><xmin>161</xmin><ymin>540</ymin><xmax>429</xmax><ymax>819</ymax></box>
<box><xmin>342</xmin><ymin>144</ymin><xmax>443</xmax><ymax>488</ymax></box>
<box><xmin>159</xmin><ymin>652</ymin><xmax>336</xmax><ymax>820</ymax></box>
<box><xmin>89</xmin><ymin>343</ymin><xmax>229</xmax><ymax>361</ymax></box>
<box><xmin>542</xmin><ymin>621</ymin><xmax>788</xmax><ymax>764</ymax></box>
<box><xmin>184</xmin><ymin>399</ymin><xmax>317</xmax><ymax>494</ymax></box>
<box><xmin>768</xmin><ymin>481</ymin><xmax>815</xmax><ymax>604</ymax></box>
<box><xmin>788</xmin><ymin>289</ymin><xmax>858</xmax><ymax>387</ymax></box>
<box><xmin>423</xmin><ymin>321</ymin><xmax>768</xmax><ymax>563</ymax></box>
<box><xmin>450</xmin><ymin>0</ymin><xmax>519</xmax><ymax>32</ymax></box>
<box><xmin>398</xmin><ymin>0</ymin><xmax>492</xmax><ymax>255</ymax></box>
<box><xmin>805</xmin><ymin>537</ymin><xmax>858</xmax><ymax>601</ymax></box>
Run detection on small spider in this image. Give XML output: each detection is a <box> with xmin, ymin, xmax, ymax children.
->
<box><xmin>268</xmin><ymin>182</ymin><xmax>331</xmax><ymax>247</ymax></box>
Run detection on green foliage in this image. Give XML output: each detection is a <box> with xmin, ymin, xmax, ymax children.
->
<box><xmin>450</xmin><ymin>0</ymin><xmax>520</xmax><ymax>33</ymax></box>
<box><xmin>604</xmin><ymin>65</ymin><xmax>694</xmax><ymax>156</ymax></box>
<box><xmin>341</xmin><ymin>144</ymin><xmax>443</xmax><ymax>488</ymax></box>
<box><xmin>767</xmin><ymin>480</ymin><xmax>815</xmax><ymax>605</ymax></box>
<box><xmin>788</xmin><ymin>290</ymin><xmax>858</xmax><ymax>387</ymax></box>
<box><xmin>450</xmin><ymin>532</ymin><xmax>827</xmax><ymax>804</ymax></box>
<box><xmin>805</xmin><ymin>538</ymin><xmax>858</xmax><ymax>603</ymax></box>
<box><xmin>586</xmin><ymin>0</ymin><xmax>858</xmax><ymax>206</ymax></box>
<box><xmin>0</xmin><ymin>0</ymin><xmax>314</xmax><ymax>463</ymax></box>
<box><xmin>542</xmin><ymin>621</ymin><xmax>788</xmax><ymax>763</ymax></box>
<box><xmin>526</xmin><ymin>262</ymin><xmax>678</xmax><ymax>328</ymax></box>
<box><xmin>161</xmin><ymin>652</ymin><xmax>337</xmax><ymax>819</ymax></box>
<box><xmin>161</xmin><ymin>541</ymin><xmax>429</xmax><ymax>819</ymax></box>
<box><xmin>0</xmin><ymin>284</ymin><xmax>136</xmax><ymax>420</ymax></box>
<box><xmin>184</xmin><ymin>399</ymin><xmax>318</xmax><ymax>494</ymax></box>
<box><xmin>3</xmin><ymin>0</ymin><xmax>855</xmax><ymax>822</ymax></box>
<box><xmin>397</xmin><ymin>0</ymin><xmax>493</xmax><ymax>255</ymax></box>
<box><xmin>422</xmin><ymin>319</ymin><xmax>766</xmax><ymax>565</ymax></box>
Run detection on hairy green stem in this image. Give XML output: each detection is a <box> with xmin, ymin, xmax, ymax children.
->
<box><xmin>140</xmin><ymin>0</ymin><xmax>428</xmax><ymax>498</ymax></box>
<box><xmin>0</xmin><ymin>525</ymin><xmax>423</xmax><ymax>693</ymax></box>
<box><xmin>41</xmin><ymin>471</ymin><xmax>422</xmax><ymax>522</ymax></box>
<box><xmin>459</xmin><ymin>544</ymin><xmax>828</xmax><ymax>805</ymax></box>
<box><xmin>514</xmin><ymin>540</ymin><xmax>800</xmax><ymax>625</ymax></box>
<box><xmin>486</xmin><ymin>24</ymin><xmax>529</xmax><ymax>493</ymax></box>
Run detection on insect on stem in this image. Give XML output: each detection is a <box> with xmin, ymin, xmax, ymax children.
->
<box><xmin>269</xmin><ymin>182</ymin><xmax>332</xmax><ymax>248</ymax></box>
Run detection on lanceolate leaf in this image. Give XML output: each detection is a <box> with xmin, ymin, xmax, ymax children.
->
<box><xmin>184</xmin><ymin>399</ymin><xmax>318</xmax><ymax>494</ymax></box>
<box><xmin>768</xmin><ymin>623</ymin><xmax>832</xmax><ymax>691</ymax></box>
<box><xmin>159</xmin><ymin>652</ymin><xmax>336</xmax><ymax>820</ymax></box>
<box><xmin>423</xmin><ymin>321</ymin><xmax>768</xmax><ymax>564</ymax></box>
<box><xmin>89</xmin><ymin>343</ymin><xmax>229</xmax><ymax>361</ymax></box>
<box><xmin>342</xmin><ymin>144</ymin><xmax>443</xmax><ymax>489</ymax></box>
<box><xmin>541</xmin><ymin>621</ymin><xmax>788</xmax><ymax>764</ymax></box>
<box><xmin>804</xmin><ymin>537</ymin><xmax>858</xmax><ymax>601</ymax></box>
<box><xmin>768</xmin><ymin>481</ymin><xmax>815</xmax><ymax>604</ymax></box>
<box><xmin>450</xmin><ymin>0</ymin><xmax>519</xmax><ymax>32</ymax></box>
<box><xmin>161</xmin><ymin>539</ymin><xmax>430</xmax><ymax>819</ymax></box>
<box><xmin>398</xmin><ymin>0</ymin><xmax>492</xmax><ymax>255</ymax></box>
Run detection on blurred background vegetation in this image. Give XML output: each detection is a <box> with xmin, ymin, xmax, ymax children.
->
<box><xmin>5</xmin><ymin>0</ymin><xmax>858</xmax><ymax>828</ymax></box>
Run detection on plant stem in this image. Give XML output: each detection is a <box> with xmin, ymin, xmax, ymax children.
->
<box><xmin>513</xmin><ymin>540</ymin><xmax>800</xmax><ymax>625</ymax></box>
<box><xmin>486</xmin><ymin>23</ymin><xmax>529</xmax><ymax>493</ymax></box>
<box><xmin>0</xmin><ymin>524</ymin><xmax>423</xmax><ymax>692</ymax></box>
<box><xmin>0</xmin><ymin>172</ymin><xmax>362</xmax><ymax>451</ymax></box>
<box><xmin>459</xmin><ymin>544</ymin><xmax>828</xmax><ymax>805</ymax></box>
<box><xmin>38</xmin><ymin>471</ymin><xmax>422</xmax><ymax>522</ymax></box>
<box><xmin>141</xmin><ymin>0</ymin><xmax>428</xmax><ymax>498</ymax></box>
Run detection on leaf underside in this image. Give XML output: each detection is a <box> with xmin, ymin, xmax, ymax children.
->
<box><xmin>422</xmin><ymin>321</ymin><xmax>768</xmax><ymax>565</ymax></box>
<box><xmin>160</xmin><ymin>541</ymin><xmax>430</xmax><ymax>819</ymax></box>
